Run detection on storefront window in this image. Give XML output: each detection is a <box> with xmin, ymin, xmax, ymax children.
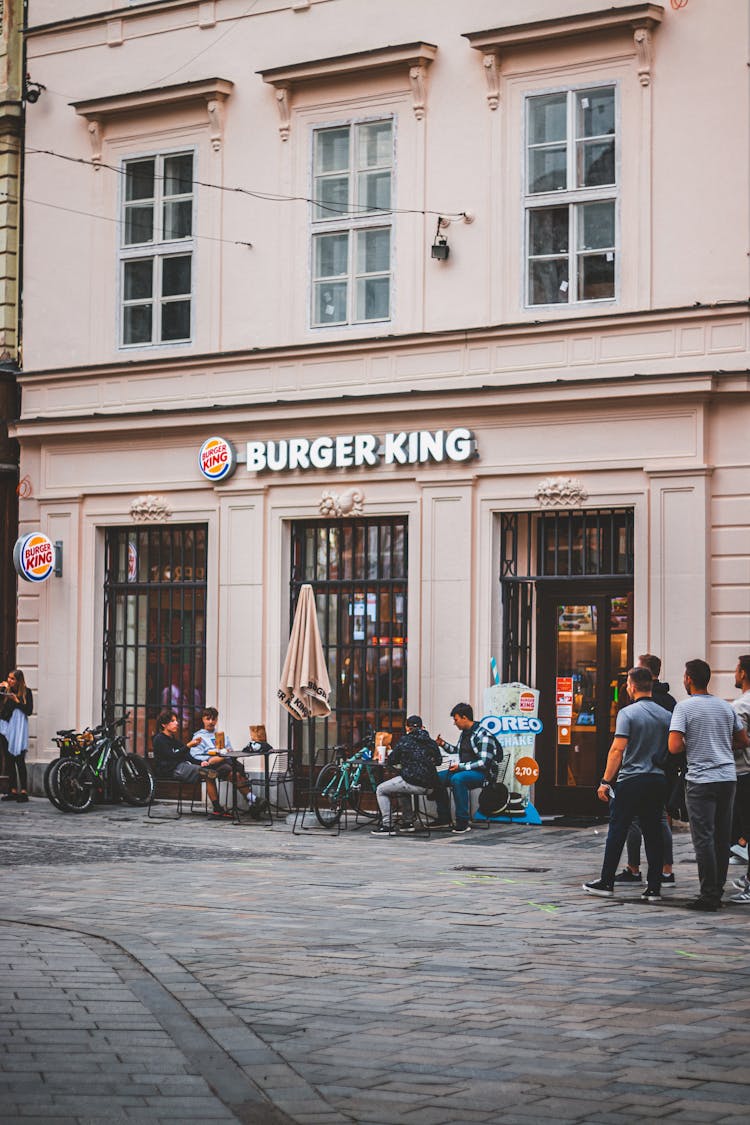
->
<box><xmin>290</xmin><ymin>518</ymin><xmax>407</xmax><ymax>756</ymax></box>
<box><xmin>102</xmin><ymin>525</ymin><xmax>207</xmax><ymax>756</ymax></box>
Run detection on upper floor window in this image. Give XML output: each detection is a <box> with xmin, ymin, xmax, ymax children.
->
<box><xmin>310</xmin><ymin>119</ymin><xmax>393</xmax><ymax>328</ymax></box>
<box><xmin>525</xmin><ymin>86</ymin><xmax>616</xmax><ymax>307</ymax></box>
<box><xmin>120</xmin><ymin>151</ymin><xmax>194</xmax><ymax>347</ymax></box>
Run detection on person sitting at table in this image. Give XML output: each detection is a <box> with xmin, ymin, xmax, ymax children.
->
<box><xmin>371</xmin><ymin>715</ymin><xmax>444</xmax><ymax>835</ymax></box>
<box><xmin>152</xmin><ymin>710</ymin><xmax>230</xmax><ymax>818</ymax></box>
<box><xmin>436</xmin><ymin>702</ymin><xmax>501</xmax><ymax>834</ymax></box>
<box><xmin>190</xmin><ymin>706</ymin><xmax>267</xmax><ymax>818</ymax></box>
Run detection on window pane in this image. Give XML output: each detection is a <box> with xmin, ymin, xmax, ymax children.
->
<box><xmin>123</xmin><ymin>258</ymin><xmax>153</xmax><ymax>301</ymax></box>
<box><xmin>528</xmin><ymin>146</ymin><xmax>567</xmax><ymax>194</ymax></box>
<box><xmin>161</xmin><ymin>299</ymin><xmax>191</xmax><ymax>341</ymax></box>
<box><xmin>357</xmin><ymin>169</ymin><xmax>391</xmax><ymax>212</ymax></box>
<box><xmin>529</xmin><ymin>259</ymin><xmax>569</xmax><ymax>305</ymax></box>
<box><xmin>529</xmin><ymin>207</ymin><xmax>569</xmax><ymax>256</ymax></box>
<box><xmin>124</xmin><ymin>205</ymin><xmax>154</xmax><ymax>245</ymax></box>
<box><xmin>356</xmin><ymin>276</ymin><xmax>389</xmax><ymax>321</ymax></box>
<box><xmin>314</xmin><ymin>175</ymin><xmax>349</xmax><ymax>220</ymax></box>
<box><xmin>357</xmin><ymin>121</ymin><xmax>392</xmax><ymax>168</ymax></box>
<box><xmin>356</xmin><ymin>228</ymin><xmax>390</xmax><ymax>274</ymax></box>
<box><xmin>162</xmin><ymin>255</ymin><xmax>191</xmax><ymax>297</ymax></box>
<box><xmin>577</xmin><ymin>88</ymin><xmax>615</xmax><ymax>139</ymax></box>
<box><xmin>578</xmin><ymin>254</ymin><xmax>615</xmax><ymax>300</ymax></box>
<box><xmin>315</xmin><ymin>128</ymin><xmax>350</xmax><ymax>174</ymax></box>
<box><xmin>313</xmin><ymin>280</ymin><xmax>347</xmax><ymax>325</ymax></box>
<box><xmin>528</xmin><ymin>94</ymin><xmax>567</xmax><ymax>145</ymax></box>
<box><xmin>125</xmin><ymin>159</ymin><xmax>155</xmax><ymax>202</ymax></box>
<box><xmin>577</xmin><ymin>139</ymin><xmax>615</xmax><ymax>188</ymax></box>
<box><xmin>578</xmin><ymin>201</ymin><xmax>615</xmax><ymax>251</ymax></box>
<box><xmin>163</xmin><ymin>199</ymin><xmax>193</xmax><ymax>239</ymax></box>
<box><xmin>123</xmin><ymin>304</ymin><xmax>152</xmax><ymax>345</ymax></box>
<box><xmin>314</xmin><ymin>232</ymin><xmax>348</xmax><ymax>279</ymax></box>
<box><xmin>163</xmin><ymin>154</ymin><xmax>193</xmax><ymax>196</ymax></box>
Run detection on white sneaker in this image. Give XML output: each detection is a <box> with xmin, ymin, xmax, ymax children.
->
<box><xmin>729</xmin><ymin>855</ymin><xmax>745</xmax><ymax>864</ymax></box>
<box><xmin>730</xmin><ymin>842</ymin><xmax>749</xmax><ymax>861</ymax></box>
<box><xmin>731</xmin><ymin>876</ymin><xmax>750</xmax><ymax>891</ymax></box>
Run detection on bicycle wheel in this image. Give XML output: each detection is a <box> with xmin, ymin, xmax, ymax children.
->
<box><xmin>314</xmin><ymin>763</ymin><xmax>344</xmax><ymax>827</ymax></box>
<box><xmin>44</xmin><ymin>758</ymin><xmax>65</xmax><ymax>810</ymax></box>
<box><xmin>349</xmin><ymin>764</ymin><xmax>380</xmax><ymax>820</ymax></box>
<box><xmin>115</xmin><ymin>753</ymin><xmax>154</xmax><ymax>806</ymax></box>
<box><xmin>55</xmin><ymin>759</ymin><xmax>95</xmax><ymax>813</ymax></box>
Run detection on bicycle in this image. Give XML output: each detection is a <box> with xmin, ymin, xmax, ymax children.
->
<box><xmin>44</xmin><ymin>728</ymin><xmax>94</xmax><ymax>811</ymax></box>
<box><xmin>54</xmin><ymin>715</ymin><xmax>154</xmax><ymax>813</ymax></box>
<box><xmin>313</xmin><ymin>730</ymin><xmax>381</xmax><ymax>828</ymax></box>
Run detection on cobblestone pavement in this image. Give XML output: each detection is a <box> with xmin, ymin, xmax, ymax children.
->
<box><xmin>1</xmin><ymin>799</ymin><xmax>750</xmax><ymax>1124</ymax></box>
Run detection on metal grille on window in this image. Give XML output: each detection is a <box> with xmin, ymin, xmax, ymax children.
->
<box><xmin>290</xmin><ymin>518</ymin><xmax>407</xmax><ymax>764</ymax></box>
<box><xmin>102</xmin><ymin>525</ymin><xmax>208</xmax><ymax>757</ymax></box>
<box><xmin>500</xmin><ymin>509</ymin><xmax>634</xmax><ymax>683</ymax></box>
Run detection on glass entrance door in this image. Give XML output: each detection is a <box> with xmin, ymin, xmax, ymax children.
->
<box><xmin>535</xmin><ymin>584</ymin><xmax>632</xmax><ymax>816</ymax></box>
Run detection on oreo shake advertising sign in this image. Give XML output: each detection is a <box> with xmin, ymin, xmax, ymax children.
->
<box><xmin>13</xmin><ymin>533</ymin><xmax>55</xmax><ymax>583</ymax></box>
<box><xmin>198</xmin><ymin>437</ymin><xmax>237</xmax><ymax>483</ymax></box>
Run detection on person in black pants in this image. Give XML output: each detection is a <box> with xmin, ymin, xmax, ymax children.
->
<box><xmin>152</xmin><ymin>710</ymin><xmax>230</xmax><ymax>818</ymax></box>
<box><xmin>0</xmin><ymin>670</ymin><xmax>34</xmax><ymax>803</ymax></box>
<box><xmin>583</xmin><ymin>666</ymin><xmax>671</xmax><ymax>902</ymax></box>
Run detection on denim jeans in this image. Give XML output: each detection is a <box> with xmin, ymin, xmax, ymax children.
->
<box><xmin>601</xmin><ymin>774</ymin><xmax>667</xmax><ymax>892</ymax></box>
<box><xmin>449</xmin><ymin>769</ymin><xmax>486</xmax><ymax>827</ymax></box>
<box><xmin>685</xmin><ymin>779</ymin><xmax>736</xmax><ymax>905</ymax></box>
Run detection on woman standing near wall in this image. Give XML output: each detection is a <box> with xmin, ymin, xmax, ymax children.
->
<box><xmin>0</xmin><ymin>670</ymin><xmax>33</xmax><ymax>802</ymax></box>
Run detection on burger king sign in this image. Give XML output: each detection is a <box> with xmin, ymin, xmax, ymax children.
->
<box><xmin>13</xmin><ymin>533</ymin><xmax>55</xmax><ymax>583</ymax></box>
<box><xmin>199</xmin><ymin>436</ymin><xmax>236</xmax><ymax>483</ymax></box>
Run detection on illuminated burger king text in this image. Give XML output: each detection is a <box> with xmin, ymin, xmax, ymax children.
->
<box><xmin>245</xmin><ymin>428</ymin><xmax>476</xmax><ymax>473</ymax></box>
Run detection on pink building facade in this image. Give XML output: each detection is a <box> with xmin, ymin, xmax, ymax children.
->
<box><xmin>13</xmin><ymin>0</ymin><xmax>750</xmax><ymax>814</ymax></box>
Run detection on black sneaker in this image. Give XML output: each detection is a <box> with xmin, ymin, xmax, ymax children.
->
<box><xmin>583</xmin><ymin>879</ymin><xmax>614</xmax><ymax>897</ymax></box>
<box><xmin>452</xmin><ymin>823</ymin><xmax>471</xmax><ymax>834</ymax></box>
<box><xmin>370</xmin><ymin>825</ymin><xmax>391</xmax><ymax>835</ymax></box>
<box><xmin>614</xmin><ymin>868</ymin><xmax>642</xmax><ymax>884</ymax></box>
<box><xmin>641</xmin><ymin>889</ymin><xmax>662</xmax><ymax>903</ymax></box>
<box><xmin>660</xmin><ymin>873</ymin><xmax>676</xmax><ymax>886</ymax></box>
<box><xmin>685</xmin><ymin>898</ymin><xmax>720</xmax><ymax>912</ymax></box>
<box><xmin>431</xmin><ymin>821</ymin><xmax>453</xmax><ymax>830</ymax></box>
<box><xmin>398</xmin><ymin>823</ymin><xmax>416</xmax><ymax>834</ymax></box>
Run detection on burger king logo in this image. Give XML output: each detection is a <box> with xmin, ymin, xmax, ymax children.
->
<box><xmin>199</xmin><ymin>437</ymin><xmax>236</xmax><ymax>483</ymax></box>
<box><xmin>519</xmin><ymin>691</ymin><xmax>536</xmax><ymax>713</ymax></box>
<box><xmin>13</xmin><ymin>533</ymin><xmax>55</xmax><ymax>583</ymax></box>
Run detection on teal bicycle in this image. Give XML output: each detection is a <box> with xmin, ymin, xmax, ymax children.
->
<box><xmin>313</xmin><ymin>731</ymin><xmax>380</xmax><ymax>828</ymax></box>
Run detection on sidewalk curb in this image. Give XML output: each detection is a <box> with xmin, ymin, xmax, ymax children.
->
<box><xmin>0</xmin><ymin>912</ymin><xmax>350</xmax><ymax>1125</ymax></box>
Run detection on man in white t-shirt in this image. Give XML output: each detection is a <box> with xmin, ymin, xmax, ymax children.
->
<box><xmin>668</xmin><ymin>659</ymin><xmax>749</xmax><ymax>911</ymax></box>
<box><xmin>730</xmin><ymin>655</ymin><xmax>750</xmax><ymax>902</ymax></box>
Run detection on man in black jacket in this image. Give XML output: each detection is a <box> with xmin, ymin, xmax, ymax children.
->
<box><xmin>152</xmin><ymin>710</ymin><xmax>230</xmax><ymax>818</ymax></box>
<box><xmin>371</xmin><ymin>716</ymin><xmax>443</xmax><ymax>835</ymax></box>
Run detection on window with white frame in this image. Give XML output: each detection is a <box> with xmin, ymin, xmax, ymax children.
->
<box><xmin>120</xmin><ymin>152</ymin><xmax>194</xmax><ymax>347</ymax></box>
<box><xmin>310</xmin><ymin>119</ymin><xmax>393</xmax><ymax>328</ymax></box>
<box><xmin>525</xmin><ymin>86</ymin><xmax>616</xmax><ymax>307</ymax></box>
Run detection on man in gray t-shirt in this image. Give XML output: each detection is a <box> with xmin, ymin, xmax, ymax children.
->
<box><xmin>669</xmin><ymin>658</ymin><xmax>749</xmax><ymax>911</ymax></box>
<box><xmin>583</xmin><ymin>666</ymin><xmax>670</xmax><ymax>901</ymax></box>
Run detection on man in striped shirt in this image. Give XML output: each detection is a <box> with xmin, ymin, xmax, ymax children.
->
<box><xmin>436</xmin><ymin>703</ymin><xmax>501</xmax><ymax>834</ymax></box>
<box><xmin>669</xmin><ymin>658</ymin><xmax>749</xmax><ymax>911</ymax></box>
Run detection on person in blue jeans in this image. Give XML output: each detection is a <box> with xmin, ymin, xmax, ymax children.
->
<box><xmin>583</xmin><ymin>666</ymin><xmax>671</xmax><ymax>902</ymax></box>
<box><xmin>436</xmin><ymin>703</ymin><xmax>500</xmax><ymax>834</ymax></box>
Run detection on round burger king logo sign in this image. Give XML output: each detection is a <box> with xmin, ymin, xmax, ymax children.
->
<box><xmin>199</xmin><ymin>437</ymin><xmax>236</xmax><ymax>483</ymax></box>
<box><xmin>13</xmin><ymin>533</ymin><xmax>55</xmax><ymax>583</ymax></box>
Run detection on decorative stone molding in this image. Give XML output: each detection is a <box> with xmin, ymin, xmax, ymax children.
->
<box><xmin>258</xmin><ymin>42</ymin><xmax>437</xmax><ymax>140</ymax></box>
<box><xmin>633</xmin><ymin>26</ymin><xmax>653</xmax><ymax>86</ymax></box>
<box><xmin>482</xmin><ymin>51</ymin><xmax>501</xmax><ymax>111</ymax></box>
<box><xmin>106</xmin><ymin>19</ymin><xmax>124</xmax><ymax>48</ymax></box>
<box><xmin>318</xmin><ymin>488</ymin><xmax>365</xmax><ymax>518</ymax></box>
<box><xmin>535</xmin><ymin>478</ymin><xmax>589</xmax><ymax>508</ymax></box>
<box><xmin>198</xmin><ymin>1</ymin><xmax>216</xmax><ymax>28</ymax></box>
<box><xmin>463</xmin><ymin>4</ymin><xmax>664</xmax><ymax>108</ymax></box>
<box><xmin>72</xmin><ymin>78</ymin><xmax>234</xmax><ymax>164</ymax></box>
<box><xmin>130</xmin><ymin>495</ymin><xmax>173</xmax><ymax>522</ymax></box>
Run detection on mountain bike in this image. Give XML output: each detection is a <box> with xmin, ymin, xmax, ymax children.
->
<box><xmin>55</xmin><ymin>715</ymin><xmax>154</xmax><ymax>813</ymax></box>
<box><xmin>44</xmin><ymin>728</ymin><xmax>94</xmax><ymax>810</ymax></box>
<box><xmin>313</xmin><ymin>730</ymin><xmax>381</xmax><ymax>828</ymax></box>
